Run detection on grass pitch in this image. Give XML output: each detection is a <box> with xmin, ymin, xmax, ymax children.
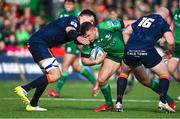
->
<box><xmin>0</xmin><ymin>80</ymin><xmax>179</xmax><ymax>118</ymax></box>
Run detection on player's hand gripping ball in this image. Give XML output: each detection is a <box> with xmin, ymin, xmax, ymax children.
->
<box><xmin>90</xmin><ymin>46</ymin><xmax>104</xmax><ymax>60</ymax></box>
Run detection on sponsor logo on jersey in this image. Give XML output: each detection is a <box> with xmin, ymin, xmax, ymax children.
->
<box><xmin>105</xmin><ymin>34</ymin><xmax>112</xmax><ymax>41</ymax></box>
<box><xmin>111</xmin><ymin>20</ymin><xmax>119</xmax><ymax>26</ymax></box>
<box><xmin>70</xmin><ymin>21</ymin><xmax>78</xmax><ymax>28</ymax></box>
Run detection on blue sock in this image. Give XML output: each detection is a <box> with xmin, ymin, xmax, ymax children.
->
<box><xmin>21</xmin><ymin>75</ymin><xmax>48</xmax><ymax>107</ymax></box>
<box><xmin>159</xmin><ymin>78</ymin><xmax>169</xmax><ymax>103</ymax></box>
<box><xmin>22</xmin><ymin>75</ymin><xmax>48</xmax><ymax>92</ymax></box>
<box><xmin>30</xmin><ymin>80</ymin><xmax>48</xmax><ymax>106</ymax></box>
<box><xmin>116</xmin><ymin>77</ymin><xmax>127</xmax><ymax>104</ymax></box>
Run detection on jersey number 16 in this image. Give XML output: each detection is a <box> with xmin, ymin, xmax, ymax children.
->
<box><xmin>138</xmin><ymin>17</ymin><xmax>155</xmax><ymax>28</ymax></box>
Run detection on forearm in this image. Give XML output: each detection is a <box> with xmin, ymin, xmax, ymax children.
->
<box><xmin>123</xmin><ymin>33</ymin><xmax>130</xmax><ymax>44</ymax></box>
<box><xmin>123</xmin><ymin>20</ymin><xmax>136</xmax><ymax>28</ymax></box>
<box><xmin>122</xmin><ymin>25</ymin><xmax>133</xmax><ymax>44</ymax></box>
<box><xmin>163</xmin><ymin>32</ymin><xmax>175</xmax><ymax>53</ymax></box>
<box><xmin>81</xmin><ymin>57</ymin><xmax>97</xmax><ymax>66</ymax></box>
<box><xmin>167</xmin><ymin>43</ymin><xmax>175</xmax><ymax>54</ymax></box>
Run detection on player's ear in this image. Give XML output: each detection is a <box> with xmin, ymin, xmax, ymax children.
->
<box><xmin>94</xmin><ymin>27</ymin><xmax>98</xmax><ymax>32</ymax></box>
<box><xmin>95</xmin><ymin>27</ymin><xmax>99</xmax><ymax>35</ymax></box>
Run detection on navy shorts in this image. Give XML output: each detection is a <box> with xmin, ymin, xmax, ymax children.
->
<box><xmin>28</xmin><ymin>41</ymin><xmax>53</xmax><ymax>63</ymax></box>
<box><xmin>123</xmin><ymin>47</ymin><xmax>162</xmax><ymax>68</ymax></box>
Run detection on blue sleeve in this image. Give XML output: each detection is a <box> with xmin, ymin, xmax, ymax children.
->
<box><xmin>131</xmin><ymin>18</ymin><xmax>142</xmax><ymax>31</ymax></box>
<box><xmin>66</xmin><ymin>17</ymin><xmax>80</xmax><ymax>30</ymax></box>
<box><xmin>161</xmin><ymin>20</ymin><xmax>171</xmax><ymax>33</ymax></box>
<box><xmin>131</xmin><ymin>22</ymin><xmax>137</xmax><ymax>31</ymax></box>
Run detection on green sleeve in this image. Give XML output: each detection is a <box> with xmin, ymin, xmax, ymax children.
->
<box><xmin>16</xmin><ymin>30</ymin><xmax>29</xmax><ymax>46</ymax></box>
<box><xmin>97</xmin><ymin>19</ymin><xmax>124</xmax><ymax>32</ymax></box>
<box><xmin>58</xmin><ymin>10</ymin><xmax>64</xmax><ymax>18</ymax></box>
<box><xmin>81</xmin><ymin>45</ymin><xmax>92</xmax><ymax>58</ymax></box>
<box><xmin>58</xmin><ymin>10</ymin><xmax>80</xmax><ymax>18</ymax></box>
<box><xmin>74</xmin><ymin>10</ymin><xmax>80</xmax><ymax>16</ymax></box>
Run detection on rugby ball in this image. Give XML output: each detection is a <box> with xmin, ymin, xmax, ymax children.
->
<box><xmin>90</xmin><ymin>46</ymin><xmax>104</xmax><ymax>60</ymax></box>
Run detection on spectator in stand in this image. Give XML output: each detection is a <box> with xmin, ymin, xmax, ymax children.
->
<box><xmin>93</xmin><ymin>1</ymin><xmax>108</xmax><ymax>23</ymax></box>
<box><xmin>80</xmin><ymin>0</ymin><xmax>94</xmax><ymax>10</ymax></box>
<box><xmin>0</xmin><ymin>40</ymin><xmax>5</xmax><ymax>55</ymax></box>
<box><xmin>34</xmin><ymin>16</ymin><xmax>45</xmax><ymax>32</ymax></box>
<box><xmin>104</xmin><ymin>0</ymin><xmax>117</xmax><ymax>9</ymax></box>
<box><xmin>107</xmin><ymin>8</ymin><xmax>119</xmax><ymax>20</ymax></box>
<box><xmin>0</xmin><ymin>0</ymin><xmax>178</xmax><ymax>52</ymax></box>
<box><xmin>16</xmin><ymin>23</ymin><xmax>30</xmax><ymax>47</ymax></box>
<box><xmin>22</xmin><ymin>8</ymin><xmax>36</xmax><ymax>25</ymax></box>
<box><xmin>2</xmin><ymin>19</ymin><xmax>15</xmax><ymax>46</ymax></box>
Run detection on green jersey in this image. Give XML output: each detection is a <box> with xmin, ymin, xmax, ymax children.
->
<box><xmin>58</xmin><ymin>9</ymin><xmax>80</xmax><ymax>18</ymax></box>
<box><xmin>173</xmin><ymin>8</ymin><xmax>180</xmax><ymax>58</ymax></box>
<box><xmin>173</xmin><ymin>8</ymin><xmax>180</xmax><ymax>43</ymax></box>
<box><xmin>97</xmin><ymin>19</ymin><xmax>124</xmax><ymax>32</ymax></box>
<box><xmin>82</xmin><ymin>26</ymin><xmax>125</xmax><ymax>63</ymax></box>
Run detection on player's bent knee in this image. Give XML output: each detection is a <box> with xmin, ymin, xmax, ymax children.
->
<box><xmin>62</xmin><ymin>63</ymin><xmax>70</xmax><ymax>71</ymax></box>
<box><xmin>97</xmin><ymin>77</ymin><xmax>106</xmax><ymax>85</ymax></box>
<box><xmin>73</xmin><ymin>65</ymin><xmax>81</xmax><ymax>72</ymax></box>
<box><xmin>119</xmin><ymin>73</ymin><xmax>129</xmax><ymax>79</ymax></box>
<box><xmin>46</xmin><ymin>69</ymin><xmax>61</xmax><ymax>83</ymax></box>
<box><xmin>72</xmin><ymin>62</ymin><xmax>81</xmax><ymax>72</ymax></box>
<box><xmin>138</xmin><ymin>79</ymin><xmax>149</xmax><ymax>87</ymax></box>
<box><xmin>40</xmin><ymin>57</ymin><xmax>61</xmax><ymax>83</ymax></box>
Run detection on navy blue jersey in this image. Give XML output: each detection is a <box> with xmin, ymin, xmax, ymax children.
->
<box><xmin>126</xmin><ymin>14</ymin><xmax>171</xmax><ymax>49</ymax></box>
<box><xmin>29</xmin><ymin>16</ymin><xmax>80</xmax><ymax>47</ymax></box>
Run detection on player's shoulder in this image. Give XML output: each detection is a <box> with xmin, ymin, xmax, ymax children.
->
<box><xmin>174</xmin><ymin>8</ymin><xmax>180</xmax><ymax>14</ymax></box>
<box><xmin>60</xmin><ymin>15</ymin><xmax>78</xmax><ymax>22</ymax></box>
<box><xmin>67</xmin><ymin>16</ymin><xmax>78</xmax><ymax>21</ymax></box>
<box><xmin>173</xmin><ymin>8</ymin><xmax>180</xmax><ymax>19</ymax></box>
<box><xmin>98</xmin><ymin>27</ymin><xmax>111</xmax><ymax>34</ymax></box>
<box><xmin>59</xmin><ymin>9</ymin><xmax>66</xmax><ymax>14</ymax></box>
<box><xmin>149</xmin><ymin>14</ymin><xmax>165</xmax><ymax>21</ymax></box>
<box><xmin>66</xmin><ymin>15</ymin><xmax>77</xmax><ymax>19</ymax></box>
<box><xmin>74</xmin><ymin>9</ymin><xmax>81</xmax><ymax>15</ymax></box>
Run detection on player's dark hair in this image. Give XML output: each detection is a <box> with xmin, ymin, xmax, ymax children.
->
<box><xmin>64</xmin><ymin>0</ymin><xmax>75</xmax><ymax>3</ymax></box>
<box><xmin>80</xmin><ymin>22</ymin><xmax>95</xmax><ymax>36</ymax></box>
<box><xmin>79</xmin><ymin>9</ymin><xmax>98</xmax><ymax>25</ymax></box>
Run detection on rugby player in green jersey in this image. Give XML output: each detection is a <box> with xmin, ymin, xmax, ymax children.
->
<box><xmin>166</xmin><ymin>7</ymin><xmax>180</xmax><ymax>100</ymax></box>
<box><xmin>160</xmin><ymin>6</ymin><xmax>180</xmax><ymax>101</ymax></box>
<box><xmin>47</xmin><ymin>0</ymin><xmax>96</xmax><ymax>97</ymax></box>
<box><xmin>80</xmin><ymin>20</ymin><xmax>175</xmax><ymax>112</ymax></box>
<box><xmin>80</xmin><ymin>21</ymin><xmax>124</xmax><ymax>112</ymax></box>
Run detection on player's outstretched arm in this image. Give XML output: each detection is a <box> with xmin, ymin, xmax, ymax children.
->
<box><xmin>163</xmin><ymin>31</ymin><xmax>175</xmax><ymax>60</ymax></box>
<box><xmin>65</xmin><ymin>26</ymin><xmax>90</xmax><ymax>45</ymax></box>
<box><xmin>123</xmin><ymin>20</ymin><xmax>136</xmax><ymax>28</ymax></box>
<box><xmin>163</xmin><ymin>31</ymin><xmax>175</xmax><ymax>54</ymax></box>
<box><xmin>81</xmin><ymin>53</ymin><xmax>105</xmax><ymax>66</ymax></box>
<box><xmin>122</xmin><ymin>25</ymin><xmax>133</xmax><ymax>44</ymax></box>
<box><xmin>81</xmin><ymin>57</ymin><xmax>97</xmax><ymax>66</ymax></box>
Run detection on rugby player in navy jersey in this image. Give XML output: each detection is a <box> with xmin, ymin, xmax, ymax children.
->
<box><xmin>14</xmin><ymin>9</ymin><xmax>97</xmax><ymax>111</ymax></box>
<box><xmin>116</xmin><ymin>7</ymin><xmax>175</xmax><ymax>112</ymax></box>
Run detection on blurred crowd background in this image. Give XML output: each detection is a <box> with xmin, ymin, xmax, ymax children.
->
<box><xmin>0</xmin><ymin>0</ymin><xmax>179</xmax><ymax>55</ymax></box>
